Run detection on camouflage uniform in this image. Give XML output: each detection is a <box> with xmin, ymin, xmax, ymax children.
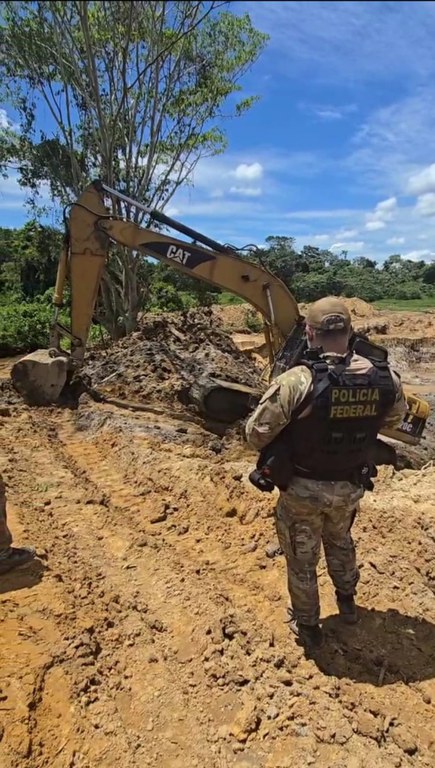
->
<box><xmin>0</xmin><ymin>473</ymin><xmax>13</xmax><ymax>554</ymax></box>
<box><xmin>245</xmin><ymin>353</ymin><xmax>407</xmax><ymax>626</ymax></box>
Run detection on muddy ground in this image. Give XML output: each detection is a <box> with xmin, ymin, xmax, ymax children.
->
<box><xmin>1</xmin><ymin>299</ymin><xmax>435</xmax><ymax>768</ymax></box>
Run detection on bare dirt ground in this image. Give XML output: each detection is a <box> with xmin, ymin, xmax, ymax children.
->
<box><xmin>1</xmin><ymin>299</ymin><xmax>435</xmax><ymax>768</ymax></box>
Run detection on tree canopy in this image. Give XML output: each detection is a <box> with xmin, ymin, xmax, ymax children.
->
<box><xmin>1</xmin><ymin>222</ymin><xmax>434</xmax><ymax>354</ymax></box>
<box><xmin>0</xmin><ymin>0</ymin><xmax>268</xmax><ymax>334</ymax></box>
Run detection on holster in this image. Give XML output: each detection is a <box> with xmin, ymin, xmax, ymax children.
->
<box><xmin>249</xmin><ymin>440</ymin><xmax>294</xmax><ymax>493</ymax></box>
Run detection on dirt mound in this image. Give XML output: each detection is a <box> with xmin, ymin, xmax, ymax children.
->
<box><xmin>83</xmin><ymin>307</ymin><xmax>262</xmax><ymax>409</ymax></box>
<box><xmin>213</xmin><ymin>303</ymin><xmax>263</xmax><ymax>333</ymax></box>
<box><xmin>344</xmin><ymin>297</ymin><xmax>378</xmax><ymax>318</ymax></box>
<box><xmin>299</xmin><ymin>296</ymin><xmax>376</xmax><ymax>320</ymax></box>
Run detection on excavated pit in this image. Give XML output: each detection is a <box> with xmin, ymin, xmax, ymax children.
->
<box><xmin>1</xmin><ymin>298</ymin><xmax>435</xmax><ymax>768</ymax></box>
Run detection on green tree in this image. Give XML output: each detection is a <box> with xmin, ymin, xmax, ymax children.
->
<box><xmin>422</xmin><ymin>263</ymin><xmax>435</xmax><ymax>285</ymax></box>
<box><xmin>0</xmin><ymin>222</ymin><xmax>62</xmax><ymax>298</ymax></box>
<box><xmin>0</xmin><ymin>0</ymin><xmax>268</xmax><ymax>337</ymax></box>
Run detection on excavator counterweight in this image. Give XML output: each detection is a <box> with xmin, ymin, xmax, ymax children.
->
<box><xmin>10</xmin><ymin>180</ymin><xmax>431</xmax><ymax>450</ymax></box>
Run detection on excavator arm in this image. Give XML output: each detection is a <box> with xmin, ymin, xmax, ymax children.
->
<box><xmin>10</xmin><ymin>180</ymin><xmax>430</xmax><ymax>448</ymax></box>
<box><xmin>52</xmin><ymin>180</ymin><xmax>300</xmax><ymax>368</ymax></box>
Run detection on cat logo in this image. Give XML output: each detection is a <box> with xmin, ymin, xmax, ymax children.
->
<box><xmin>166</xmin><ymin>244</ymin><xmax>191</xmax><ymax>266</ymax></box>
<box><xmin>142</xmin><ymin>240</ymin><xmax>216</xmax><ymax>269</ymax></box>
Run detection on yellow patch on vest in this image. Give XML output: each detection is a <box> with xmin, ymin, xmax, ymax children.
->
<box><xmin>329</xmin><ymin>387</ymin><xmax>380</xmax><ymax>419</ymax></box>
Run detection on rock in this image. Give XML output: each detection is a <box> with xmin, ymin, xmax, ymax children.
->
<box><xmin>356</xmin><ymin>711</ymin><xmax>381</xmax><ymax>741</ymax></box>
<box><xmin>224</xmin><ymin>506</ymin><xmax>238</xmax><ymax>518</ymax></box>
<box><xmin>265</xmin><ymin>542</ymin><xmax>283</xmax><ymax>558</ymax></box>
<box><xmin>265</xmin><ymin>705</ymin><xmax>279</xmax><ymax>721</ymax></box>
<box><xmin>217</xmin><ymin>725</ymin><xmax>229</xmax><ymax>740</ymax></box>
<box><xmin>222</xmin><ymin>623</ymin><xmax>238</xmax><ymax>640</ymax></box>
<box><xmin>150</xmin><ymin>509</ymin><xmax>167</xmax><ymax>524</ymax></box>
<box><xmin>335</xmin><ymin>722</ymin><xmax>353</xmax><ymax>744</ymax></box>
<box><xmin>232</xmin><ymin>472</ymin><xmax>243</xmax><ymax>481</ymax></box>
<box><xmin>241</xmin><ymin>541</ymin><xmax>257</xmax><ymax>554</ymax></box>
<box><xmin>277</xmin><ymin>671</ymin><xmax>293</xmax><ymax>686</ymax></box>
<box><xmin>230</xmin><ymin>701</ymin><xmax>261</xmax><ymax>743</ymax></box>
<box><xmin>0</xmin><ymin>405</ymin><xmax>11</xmax><ymax>416</ymax></box>
<box><xmin>209</xmin><ymin>440</ymin><xmax>222</xmax><ymax>454</ymax></box>
<box><xmin>177</xmin><ymin>524</ymin><xmax>190</xmax><ymax>535</ymax></box>
<box><xmin>392</xmin><ymin>725</ymin><xmax>418</xmax><ymax>755</ymax></box>
<box><xmin>422</xmin><ymin>693</ymin><xmax>432</xmax><ymax>705</ymax></box>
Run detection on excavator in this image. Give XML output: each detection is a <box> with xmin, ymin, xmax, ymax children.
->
<box><xmin>10</xmin><ymin>180</ymin><xmax>430</xmax><ymax>451</ymax></box>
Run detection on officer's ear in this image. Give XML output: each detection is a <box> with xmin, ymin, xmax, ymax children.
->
<box><xmin>306</xmin><ymin>323</ymin><xmax>315</xmax><ymax>343</ymax></box>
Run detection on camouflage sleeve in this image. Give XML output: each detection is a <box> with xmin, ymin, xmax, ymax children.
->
<box><xmin>380</xmin><ymin>369</ymin><xmax>408</xmax><ymax>429</ymax></box>
<box><xmin>244</xmin><ymin>366</ymin><xmax>313</xmax><ymax>451</ymax></box>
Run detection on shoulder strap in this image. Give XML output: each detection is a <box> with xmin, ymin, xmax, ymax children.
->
<box><xmin>292</xmin><ymin>353</ymin><xmax>352</xmax><ymax>419</ymax></box>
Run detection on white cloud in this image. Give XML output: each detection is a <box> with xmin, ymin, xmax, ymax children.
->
<box><xmin>366</xmin><ymin>220</ymin><xmax>385</xmax><ymax>231</ymax></box>
<box><xmin>348</xmin><ymin>90</ymin><xmax>435</xmax><ymax>194</ymax></box>
<box><xmin>311</xmin><ymin>234</ymin><xmax>330</xmax><ymax>243</ymax></box>
<box><xmin>231</xmin><ymin>162</ymin><xmax>263</xmax><ymax>181</ymax></box>
<box><xmin>331</xmin><ymin>240</ymin><xmax>364</xmax><ymax>252</ymax></box>
<box><xmin>164</xmin><ymin>206</ymin><xmax>180</xmax><ymax>217</ymax></box>
<box><xmin>169</xmin><ymin>198</ymin><xmax>265</xmax><ymax>219</ymax></box>
<box><xmin>284</xmin><ymin>208</ymin><xmax>359</xmax><ymax>220</ymax></box>
<box><xmin>408</xmin><ymin>163</ymin><xmax>435</xmax><ymax>195</ymax></box>
<box><xmin>0</xmin><ymin>108</ymin><xmax>9</xmax><ymax>129</ymax></box>
<box><xmin>0</xmin><ymin>171</ymin><xmax>52</xmax><ymax>212</ymax></box>
<box><xmin>404</xmin><ymin>249</ymin><xmax>435</xmax><ymax>262</ymax></box>
<box><xmin>229</xmin><ymin>186</ymin><xmax>262</xmax><ymax>197</ymax></box>
<box><xmin>376</xmin><ymin>197</ymin><xmax>397</xmax><ymax>215</ymax></box>
<box><xmin>0</xmin><ymin>108</ymin><xmax>19</xmax><ymax>131</ymax></box>
<box><xmin>387</xmin><ymin>236</ymin><xmax>405</xmax><ymax>245</ymax></box>
<box><xmin>244</xmin><ymin>2</ymin><xmax>435</xmax><ymax>85</ymax></box>
<box><xmin>299</xmin><ymin>102</ymin><xmax>358</xmax><ymax>121</ymax></box>
<box><xmin>365</xmin><ymin>196</ymin><xmax>397</xmax><ymax>230</ymax></box>
<box><xmin>414</xmin><ymin>192</ymin><xmax>435</xmax><ymax>218</ymax></box>
<box><xmin>336</xmin><ymin>228</ymin><xmax>359</xmax><ymax>238</ymax></box>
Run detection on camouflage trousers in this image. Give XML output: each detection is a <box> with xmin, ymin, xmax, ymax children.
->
<box><xmin>0</xmin><ymin>473</ymin><xmax>13</xmax><ymax>555</ymax></box>
<box><xmin>275</xmin><ymin>477</ymin><xmax>365</xmax><ymax>626</ymax></box>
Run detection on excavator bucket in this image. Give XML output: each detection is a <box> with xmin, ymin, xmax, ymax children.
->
<box><xmin>10</xmin><ymin>350</ymin><xmax>69</xmax><ymax>406</ymax></box>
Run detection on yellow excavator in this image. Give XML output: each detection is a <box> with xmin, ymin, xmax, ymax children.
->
<box><xmin>10</xmin><ymin>180</ymin><xmax>430</xmax><ymax>449</ymax></box>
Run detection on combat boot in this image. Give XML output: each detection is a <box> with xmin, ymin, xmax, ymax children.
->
<box><xmin>287</xmin><ymin>612</ymin><xmax>324</xmax><ymax>649</ymax></box>
<box><xmin>0</xmin><ymin>547</ymin><xmax>36</xmax><ymax>575</ymax></box>
<box><xmin>336</xmin><ymin>590</ymin><xmax>358</xmax><ymax>624</ymax></box>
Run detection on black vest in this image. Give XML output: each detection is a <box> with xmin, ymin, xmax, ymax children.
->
<box><xmin>284</xmin><ymin>353</ymin><xmax>397</xmax><ymax>481</ymax></box>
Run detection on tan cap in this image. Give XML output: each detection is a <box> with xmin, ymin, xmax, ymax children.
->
<box><xmin>305</xmin><ymin>296</ymin><xmax>351</xmax><ymax>332</ymax></box>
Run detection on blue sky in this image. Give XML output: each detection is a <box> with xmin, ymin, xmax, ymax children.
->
<box><xmin>2</xmin><ymin>0</ymin><xmax>435</xmax><ymax>263</ymax></box>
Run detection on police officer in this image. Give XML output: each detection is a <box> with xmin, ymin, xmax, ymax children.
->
<box><xmin>0</xmin><ymin>472</ymin><xmax>36</xmax><ymax>575</ymax></box>
<box><xmin>245</xmin><ymin>297</ymin><xmax>407</xmax><ymax>648</ymax></box>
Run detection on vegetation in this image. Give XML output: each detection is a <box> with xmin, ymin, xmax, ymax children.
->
<box><xmin>250</xmin><ymin>237</ymin><xmax>435</xmax><ymax>304</ymax></box>
<box><xmin>0</xmin><ymin>0</ymin><xmax>268</xmax><ymax>337</ymax></box>
<box><xmin>2</xmin><ymin>3</ymin><xmax>434</xmax><ymax>356</ymax></box>
<box><xmin>1</xmin><ymin>226</ymin><xmax>435</xmax><ymax>356</ymax></box>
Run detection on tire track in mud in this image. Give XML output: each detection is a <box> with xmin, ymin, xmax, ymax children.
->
<box><xmin>1</xmin><ymin>404</ymin><xmax>435</xmax><ymax>768</ymax></box>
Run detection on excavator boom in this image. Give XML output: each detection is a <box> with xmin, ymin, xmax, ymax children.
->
<box><xmin>10</xmin><ymin>180</ymin><xmax>431</xmax><ymax>449</ymax></box>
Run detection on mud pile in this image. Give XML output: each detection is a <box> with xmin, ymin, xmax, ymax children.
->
<box><xmin>83</xmin><ymin>307</ymin><xmax>262</xmax><ymax>408</ymax></box>
<box><xmin>212</xmin><ymin>303</ymin><xmax>257</xmax><ymax>332</ymax></box>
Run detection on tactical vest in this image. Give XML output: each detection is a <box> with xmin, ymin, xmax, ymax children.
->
<box><xmin>284</xmin><ymin>353</ymin><xmax>397</xmax><ymax>482</ymax></box>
